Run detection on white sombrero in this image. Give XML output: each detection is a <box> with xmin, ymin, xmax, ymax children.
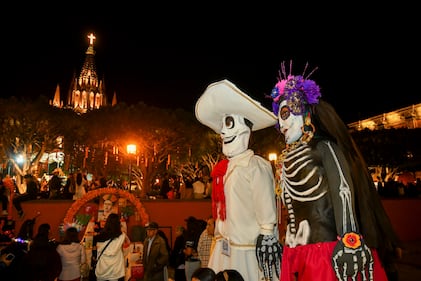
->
<box><xmin>195</xmin><ymin>79</ymin><xmax>277</xmax><ymax>133</ymax></box>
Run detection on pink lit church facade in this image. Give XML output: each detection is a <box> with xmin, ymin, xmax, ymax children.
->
<box><xmin>50</xmin><ymin>33</ymin><xmax>117</xmax><ymax>114</ymax></box>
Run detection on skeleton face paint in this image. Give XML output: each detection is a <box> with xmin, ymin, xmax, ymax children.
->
<box><xmin>221</xmin><ymin>114</ymin><xmax>251</xmax><ymax>157</ymax></box>
<box><xmin>278</xmin><ymin>100</ymin><xmax>303</xmax><ymax>144</ymax></box>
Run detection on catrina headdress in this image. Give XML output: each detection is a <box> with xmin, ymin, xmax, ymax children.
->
<box><xmin>271</xmin><ymin>61</ymin><xmax>322</xmax><ymax>117</ymax></box>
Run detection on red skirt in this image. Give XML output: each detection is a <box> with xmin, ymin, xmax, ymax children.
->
<box><xmin>281</xmin><ymin>241</ymin><xmax>388</xmax><ymax>281</ymax></box>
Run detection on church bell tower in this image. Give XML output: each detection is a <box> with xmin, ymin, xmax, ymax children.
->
<box><xmin>68</xmin><ymin>33</ymin><xmax>107</xmax><ymax>113</ymax></box>
<box><xmin>51</xmin><ymin>33</ymin><xmax>109</xmax><ymax>113</ymax></box>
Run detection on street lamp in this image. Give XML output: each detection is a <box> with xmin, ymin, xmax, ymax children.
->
<box><xmin>127</xmin><ymin>144</ymin><xmax>137</xmax><ymax>192</ymax></box>
<box><xmin>268</xmin><ymin>153</ymin><xmax>277</xmax><ymax>174</ymax></box>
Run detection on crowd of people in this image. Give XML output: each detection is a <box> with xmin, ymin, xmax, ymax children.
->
<box><xmin>0</xmin><ymin>213</ymin><xmax>129</xmax><ymax>281</ymax></box>
<box><xmin>0</xmin><ymin>169</ymin><xmax>214</xmax><ymax>222</ymax></box>
<box><xmin>139</xmin><ymin>217</ymin><xmax>243</xmax><ymax>281</ymax></box>
<box><xmin>0</xmin><ymin>211</ymin><xmax>241</xmax><ymax>281</ymax></box>
<box><xmin>148</xmin><ymin>174</ymin><xmax>212</xmax><ymax>200</ymax></box>
<box><xmin>0</xmin><ymin>61</ymin><xmax>417</xmax><ymax>281</ymax></box>
<box><xmin>1</xmin><ymin>166</ymin><xmax>416</xmax><ymax>225</ymax></box>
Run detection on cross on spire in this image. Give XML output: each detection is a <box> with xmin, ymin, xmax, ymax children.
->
<box><xmin>87</xmin><ymin>33</ymin><xmax>96</xmax><ymax>45</ymax></box>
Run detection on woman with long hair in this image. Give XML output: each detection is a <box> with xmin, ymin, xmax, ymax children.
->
<box><xmin>270</xmin><ymin>61</ymin><xmax>402</xmax><ymax>281</ymax></box>
<box><xmin>73</xmin><ymin>172</ymin><xmax>87</xmax><ymax>200</ymax></box>
<box><xmin>92</xmin><ymin>213</ymin><xmax>130</xmax><ymax>281</ymax></box>
<box><xmin>21</xmin><ymin>223</ymin><xmax>62</xmax><ymax>281</ymax></box>
<box><xmin>56</xmin><ymin>227</ymin><xmax>86</xmax><ymax>281</ymax></box>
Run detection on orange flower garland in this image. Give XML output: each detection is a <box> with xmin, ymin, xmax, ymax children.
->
<box><xmin>63</xmin><ymin>188</ymin><xmax>149</xmax><ymax>228</ymax></box>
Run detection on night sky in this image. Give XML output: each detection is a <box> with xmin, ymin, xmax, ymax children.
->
<box><xmin>8</xmin><ymin>3</ymin><xmax>420</xmax><ymax>124</ymax></box>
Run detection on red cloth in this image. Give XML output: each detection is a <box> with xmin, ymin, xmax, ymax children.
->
<box><xmin>131</xmin><ymin>264</ymin><xmax>144</xmax><ymax>279</ymax></box>
<box><xmin>281</xmin><ymin>241</ymin><xmax>388</xmax><ymax>281</ymax></box>
<box><xmin>211</xmin><ymin>159</ymin><xmax>229</xmax><ymax>221</ymax></box>
<box><xmin>167</xmin><ymin>190</ymin><xmax>175</xmax><ymax>200</ymax></box>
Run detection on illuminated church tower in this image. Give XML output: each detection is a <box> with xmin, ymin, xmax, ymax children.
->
<box><xmin>51</xmin><ymin>33</ymin><xmax>111</xmax><ymax>113</ymax></box>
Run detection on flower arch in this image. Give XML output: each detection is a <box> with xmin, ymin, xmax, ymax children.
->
<box><xmin>63</xmin><ymin>188</ymin><xmax>149</xmax><ymax>228</ymax></box>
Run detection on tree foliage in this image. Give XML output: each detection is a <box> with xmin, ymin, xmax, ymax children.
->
<box><xmin>351</xmin><ymin>128</ymin><xmax>421</xmax><ymax>181</ymax></box>
<box><xmin>0</xmin><ymin>96</ymin><xmax>63</xmax><ymax>190</ymax></box>
<box><xmin>351</xmin><ymin>128</ymin><xmax>421</xmax><ymax>169</ymax></box>
<box><xmin>1</xmin><ymin>96</ymin><xmax>419</xmax><ymax>194</ymax></box>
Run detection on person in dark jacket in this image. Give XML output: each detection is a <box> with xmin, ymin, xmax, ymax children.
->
<box><xmin>184</xmin><ymin>240</ymin><xmax>201</xmax><ymax>281</ymax></box>
<box><xmin>169</xmin><ymin>225</ymin><xmax>186</xmax><ymax>281</ymax></box>
<box><xmin>48</xmin><ymin>168</ymin><xmax>63</xmax><ymax>199</ymax></box>
<box><xmin>159</xmin><ymin>173</ymin><xmax>172</xmax><ymax>199</ymax></box>
<box><xmin>0</xmin><ymin>215</ymin><xmax>38</xmax><ymax>280</ymax></box>
<box><xmin>20</xmin><ymin>223</ymin><xmax>62</xmax><ymax>281</ymax></box>
<box><xmin>0</xmin><ymin>175</ymin><xmax>11</xmax><ymax>216</ymax></box>
<box><xmin>142</xmin><ymin>222</ymin><xmax>169</xmax><ymax>281</ymax></box>
<box><xmin>13</xmin><ymin>174</ymin><xmax>39</xmax><ymax>219</ymax></box>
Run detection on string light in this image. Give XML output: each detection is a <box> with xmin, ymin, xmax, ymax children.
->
<box><xmin>13</xmin><ymin>237</ymin><xmax>31</xmax><ymax>244</ymax></box>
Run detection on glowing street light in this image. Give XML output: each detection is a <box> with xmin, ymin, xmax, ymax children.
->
<box><xmin>127</xmin><ymin>144</ymin><xmax>137</xmax><ymax>192</ymax></box>
<box><xmin>268</xmin><ymin>153</ymin><xmax>277</xmax><ymax>162</ymax></box>
<box><xmin>127</xmin><ymin>144</ymin><xmax>137</xmax><ymax>155</ymax></box>
<box><xmin>16</xmin><ymin>154</ymin><xmax>25</xmax><ymax>164</ymax></box>
<box><xmin>268</xmin><ymin>153</ymin><xmax>277</xmax><ymax>174</ymax></box>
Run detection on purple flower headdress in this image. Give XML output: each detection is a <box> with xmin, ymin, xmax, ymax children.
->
<box><xmin>271</xmin><ymin>61</ymin><xmax>321</xmax><ymax>116</ymax></box>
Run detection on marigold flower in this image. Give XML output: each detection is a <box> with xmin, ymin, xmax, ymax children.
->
<box><xmin>341</xmin><ymin>232</ymin><xmax>362</xmax><ymax>249</ymax></box>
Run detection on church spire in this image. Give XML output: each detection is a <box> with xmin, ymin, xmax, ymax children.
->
<box><xmin>50</xmin><ymin>84</ymin><xmax>62</xmax><ymax>108</ymax></box>
<box><xmin>112</xmin><ymin>91</ymin><xmax>117</xmax><ymax>106</ymax></box>
<box><xmin>52</xmin><ymin>32</ymin><xmax>117</xmax><ymax>113</ymax></box>
<box><xmin>66</xmin><ymin>32</ymin><xmax>108</xmax><ymax>113</ymax></box>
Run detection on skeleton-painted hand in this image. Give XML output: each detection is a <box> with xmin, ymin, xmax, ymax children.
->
<box><xmin>332</xmin><ymin>232</ymin><xmax>374</xmax><ymax>281</ymax></box>
<box><xmin>256</xmin><ymin>234</ymin><xmax>282</xmax><ymax>281</ymax></box>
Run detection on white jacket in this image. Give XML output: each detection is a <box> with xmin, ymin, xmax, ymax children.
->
<box><xmin>56</xmin><ymin>242</ymin><xmax>87</xmax><ymax>280</ymax></box>
<box><xmin>95</xmin><ymin>233</ymin><xmax>128</xmax><ymax>280</ymax></box>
